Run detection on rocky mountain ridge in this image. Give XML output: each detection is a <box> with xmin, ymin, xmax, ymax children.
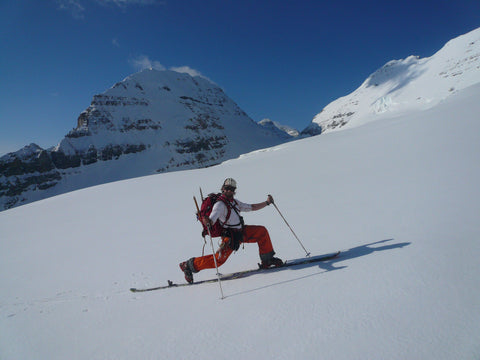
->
<box><xmin>0</xmin><ymin>70</ymin><xmax>287</xmax><ymax>211</ymax></box>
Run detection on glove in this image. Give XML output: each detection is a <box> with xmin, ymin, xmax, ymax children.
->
<box><xmin>266</xmin><ymin>194</ymin><xmax>274</xmax><ymax>205</ymax></box>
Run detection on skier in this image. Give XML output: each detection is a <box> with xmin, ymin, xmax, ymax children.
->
<box><xmin>179</xmin><ymin>178</ymin><xmax>283</xmax><ymax>284</ymax></box>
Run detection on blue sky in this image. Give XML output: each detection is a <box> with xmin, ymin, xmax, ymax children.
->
<box><xmin>1</xmin><ymin>0</ymin><xmax>479</xmax><ymax>155</ymax></box>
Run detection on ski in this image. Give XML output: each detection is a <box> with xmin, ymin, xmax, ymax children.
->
<box><xmin>130</xmin><ymin>251</ymin><xmax>340</xmax><ymax>293</ymax></box>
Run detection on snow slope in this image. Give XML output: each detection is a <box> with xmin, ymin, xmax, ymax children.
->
<box><xmin>1</xmin><ymin>84</ymin><xmax>480</xmax><ymax>359</ymax></box>
<box><xmin>306</xmin><ymin>27</ymin><xmax>480</xmax><ymax>134</ymax></box>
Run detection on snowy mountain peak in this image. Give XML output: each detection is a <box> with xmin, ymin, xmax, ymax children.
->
<box><xmin>107</xmin><ymin>69</ymin><xmax>219</xmax><ymax>102</ymax></box>
<box><xmin>362</xmin><ymin>55</ymin><xmax>422</xmax><ymax>88</ymax></box>
<box><xmin>258</xmin><ymin>118</ymin><xmax>299</xmax><ymax>138</ymax></box>
<box><xmin>0</xmin><ymin>69</ymin><xmax>287</xmax><ymax>211</ymax></box>
<box><xmin>58</xmin><ymin>68</ymin><xmax>246</xmax><ymax>156</ymax></box>
<box><xmin>0</xmin><ymin>143</ymin><xmax>43</xmax><ymax>162</ymax></box>
<box><xmin>307</xmin><ymin>27</ymin><xmax>480</xmax><ymax>134</ymax></box>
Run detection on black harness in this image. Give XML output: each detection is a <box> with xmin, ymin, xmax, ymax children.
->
<box><xmin>219</xmin><ymin>197</ymin><xmax>245</xmax><ymax>251</ymax></box>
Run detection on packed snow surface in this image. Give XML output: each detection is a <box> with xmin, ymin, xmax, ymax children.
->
<box><xmin>1</xmin><ymin>84</ymin><xmax>480</xmax><ymax>359</ymax></box>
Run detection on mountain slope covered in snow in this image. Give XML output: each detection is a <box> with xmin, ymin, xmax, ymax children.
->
<box><xmin>1</xmin><ymin>81</ymin><xmax>479</xmax><ymax>360</ymax></box>
<box><xmin>0</xmin><ymin>70</ymin><xmax>286</xmax><ymax>211</ymax></box>
<box><xmin>303</xmin><ymin>27</ymin><xmax>480</xmax><ymax>134</ymax></box>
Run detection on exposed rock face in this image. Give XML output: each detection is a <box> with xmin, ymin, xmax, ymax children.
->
<box><xmin>0</xmin><ymin>69</ymin><xmax>286</xmax><ymax>211</ymax></box>
<box><xmin>0</xmin><ymin>144</ymin><xmax>60</xmax><ymax>209</ymax></box>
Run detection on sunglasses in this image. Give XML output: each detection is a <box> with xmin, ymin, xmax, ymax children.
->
<box><xmin>224</xmin><ymin>186</ymin><xmax>236</xmax><ymax>192</ymax></box>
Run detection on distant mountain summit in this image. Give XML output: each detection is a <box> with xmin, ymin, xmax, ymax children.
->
<box><xmin>0</xmin><ymin>69</ymin><xmax>286</xmax><ymax>211</ymax></box>
<box><xmin>303</xmin><ymin>27</ymin><xmax>480</xmax><ymax>135</ymax></box>
<box><xmin>258</xmin><ymin>118</ymin><xmax>299</xmax><ymax>138</ymax></box>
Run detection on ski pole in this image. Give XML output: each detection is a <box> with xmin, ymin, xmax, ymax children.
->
<box><xmin>194</xmin><ymin>196</ymin><xmax>225</xmax><ymax>299</ymax></box>
<box><xmin>206</xmin><ymin>225</ymin><xmax>225</xmax><ymax>300</ymax></box>
<box><xmin>271</xmin><ymin>199</ymin><xmax>311</xmax><ymax>257</ymax></box>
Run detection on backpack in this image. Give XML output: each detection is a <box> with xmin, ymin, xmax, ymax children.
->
<box><xmin>198</xmin><ymin>193</ymin><xmax>233</xmax><ymax>237</ymax></box>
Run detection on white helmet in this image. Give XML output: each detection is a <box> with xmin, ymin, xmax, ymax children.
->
<box><xmin>222</xmin><ymin>178</ymin><xmax>237</xmax><ymax>189</ymax></box>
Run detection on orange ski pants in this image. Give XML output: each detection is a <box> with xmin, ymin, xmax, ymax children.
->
<box><xmin>193</xmin><ymin>225</ymin><xmax>274</xmax><ymax>272</ymax></box>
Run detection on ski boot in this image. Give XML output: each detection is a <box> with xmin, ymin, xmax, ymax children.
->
<box><xmin>179</xmin><ymin>258</ymin><xmax>196</xmax><ymax>284</ymax></box>
<box><xmin>259</xmin><ymin>257</ymin><xmax>284</xmax><ymax>269</ymax></box>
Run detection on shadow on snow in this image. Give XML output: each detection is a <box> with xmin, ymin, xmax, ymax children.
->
<box><xmin>224</xmin><ymin>239</ymin><xmax>410</xmax><ymax>299</ymax></box>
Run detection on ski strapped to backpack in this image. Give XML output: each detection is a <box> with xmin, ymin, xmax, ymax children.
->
<box><xmin>197</xmin><ymin>193</ymin><xmax>243</xmax><ymax>238</ymax></box>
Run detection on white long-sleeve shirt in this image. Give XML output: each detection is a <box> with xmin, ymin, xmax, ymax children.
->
<box><xmin>209</xmin><ymin>198</ymin><xmax>252</xmax><ymax>230</ymax></box>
